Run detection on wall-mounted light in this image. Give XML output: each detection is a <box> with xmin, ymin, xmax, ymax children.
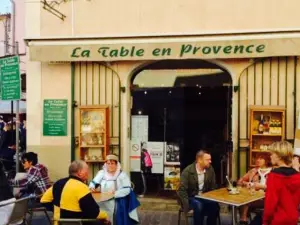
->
<box><xmin>144</xmin><ymin>91</ymin><xmax>147</xmax><ymax>95</ymax></box>
<box><xmin>138</xmin><ymin>110</ymin><xmax>142</xmax><ymax>115</ymax></box>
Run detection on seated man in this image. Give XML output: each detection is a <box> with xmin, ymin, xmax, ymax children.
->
<box><xmin>10</xmin><ymin>152</ymin><xmax>52</xmax><ymax>197</ymax></box>
<box><xmin>41</xmin><ymin>160</ymin><xmax>109</xmax><ymax>224</ymax></box>
<box><xmin>177</xmin><ymin>150</ymin><xmax>219</xmax><ymax>225</ymax></box>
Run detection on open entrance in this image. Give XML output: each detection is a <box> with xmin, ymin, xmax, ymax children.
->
<box><xmin>130</xmin><ymin>60</ymin><xmax>232</xmax><ymax>196</ymax></box>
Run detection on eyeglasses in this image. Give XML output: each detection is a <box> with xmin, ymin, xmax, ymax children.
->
<box><xmin>106</xmin><ymin>162</ymin><xmax>116</xmax><ymax>165</ymax></box>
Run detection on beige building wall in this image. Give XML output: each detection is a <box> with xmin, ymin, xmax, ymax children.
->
<box><xmin>25</xmin><ymin>0</ymin><xmax>300</xmax><ymax>180</ymax></box>
<box><xmin>24</xmin><ymin>0</ymin><xmax>300</xmax><ymax>38</ymax></box>
<box><xmin>27</xmin><ymin>60</ymin><xmax>72</xmax><ymax>180</ymax></box>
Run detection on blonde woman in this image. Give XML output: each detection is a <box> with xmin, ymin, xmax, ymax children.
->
<box><xmin>263</xmin><ymin>141</ymin><xmax>300</xmax><ymax>225</ymax></box>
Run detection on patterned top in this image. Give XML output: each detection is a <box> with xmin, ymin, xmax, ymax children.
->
<box><xmin>10</xmin><ymin>163</ymin><xmax>51</xmax><ymax>195</ymax></box>
<box><xmin>238</xmin><ymin>167</ymin><xmax>271</xmax><ymax>187</ymax></box>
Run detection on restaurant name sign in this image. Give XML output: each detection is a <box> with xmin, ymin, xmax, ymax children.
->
<box><xmin>29</xmin><ymin>35</ymin><xmax>300</xmax><ymax>61</ymax></box>
<box><xmin>70</xmin><ymin>44</ymin><xmax>266</xmax><ymax>59</ymax></box>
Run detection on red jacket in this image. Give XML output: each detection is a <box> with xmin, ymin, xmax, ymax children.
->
<box><xmin>263</xmin><ymin>167</ymin><xmax>300</xmax><ymax>225</ymax></box>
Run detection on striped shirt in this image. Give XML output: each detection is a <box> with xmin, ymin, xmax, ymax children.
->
<box><xmin>10</xmin><ymin>163</ymin><xmax>51</xmax><ymax>195</ymax></box>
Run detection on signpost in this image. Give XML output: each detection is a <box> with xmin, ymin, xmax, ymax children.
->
<box><xmin>43</xmin><ymin>99</ymin><xmax>68</xmax><ymax>136</ymax></box>
<box><xmin>0</xmin><ymin>54</ymin><xmax>21</xmax><ymax>173</ymax></box>
<box><xmin>0</xmin><ymin>56</ymin><xmax>21</xmax><ymax>100</ymax></box>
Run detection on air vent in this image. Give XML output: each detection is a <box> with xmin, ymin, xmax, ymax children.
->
<box><xmin>49</xmin><ymin>61</ymin><xmax>70</xmax><ymax>65</ymax></box>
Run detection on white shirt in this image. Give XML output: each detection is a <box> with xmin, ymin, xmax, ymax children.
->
<box><xmin>196</xmin><ymin>165</ymin><xmax>206</xmax><ymax>192</ymax></box>
<box><xmin>258</xmin><ymin>168</ymin><xmax>272</xmax><ymax>186</ymax></box>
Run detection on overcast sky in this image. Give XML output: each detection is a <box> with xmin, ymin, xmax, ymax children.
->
<box><xmin>0</xmin><ymin>0</ymin><xmax>11</xmax><ymax>14</ymax></box>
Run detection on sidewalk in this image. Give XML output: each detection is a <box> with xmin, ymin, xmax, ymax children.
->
<box><xmin>29</xmin><ymin>210</ymin><xmax>233</xmax><ymax>225</ymax></box>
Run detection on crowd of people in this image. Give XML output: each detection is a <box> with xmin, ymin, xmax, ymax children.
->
<box><xmin>0</xmin><ymin>153</ymin><xmax>140</xmax><ymax>225</ymax></box>
<box><xmin>177</xmin><ymin>141</ymin><xmax>300</xmax><ymax>225</ymax></box>
<box><xmin>0</xmin><ymin>117</ymin><xmax>27</xmax><ymax>174</ymax></box>
<box><xmin>2</xmin><ymin>136</ymin><xmax>300</xmax><ymax>225</ymax></box>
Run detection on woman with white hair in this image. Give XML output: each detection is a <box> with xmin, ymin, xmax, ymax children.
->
<box><xmin>89</xmin><ymin>155</ymin><xmax>139</xmax><ymax>225</ymax></box>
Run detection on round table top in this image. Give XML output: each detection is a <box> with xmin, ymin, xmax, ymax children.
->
<box><xmin>92</xmin><ymin>192</ymin><xmax>114</xmax><ymax>202</ymax></box>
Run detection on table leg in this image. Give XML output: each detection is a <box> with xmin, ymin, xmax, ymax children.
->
<box><xmin>231</xmin><ymin>205</ymin><xmax>236</xmax><ymax>225</ymax></box>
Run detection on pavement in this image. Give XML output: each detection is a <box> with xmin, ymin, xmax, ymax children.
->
<box><xmin>29</xmin><ymin>210</ymin><xmax>233</xmax><ymax>225</ymax></box>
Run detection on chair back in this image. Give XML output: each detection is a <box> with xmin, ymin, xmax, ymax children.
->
<box><xmin>2</xmin><ymin>196</ymin><xmax>31</xmax><ymax>224</ymax></box>
<box><xmin>55</xmin><ymin>219</ymin><xmax>83</xmax><ymax>225</ymax></box>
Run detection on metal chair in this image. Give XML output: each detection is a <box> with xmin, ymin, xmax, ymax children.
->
<box><xmin>27</xmin><ymin>195</ymin><xmax>52</xmax><ymax>225</ymax></box>
<box><xmin>0</xmin><ymin>196</ymin><xmax>32</xmax><ymax>225</ymax></box>
<box><xmin>176</xmin><ymin>193</ymin><xmax>222</xmax><ymax>225</ymax></box>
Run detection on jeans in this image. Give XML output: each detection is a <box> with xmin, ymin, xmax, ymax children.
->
<box><xmin>189</xmin><ymin>197</ymin><xmax>219</xmax><ymax>225</ymax></box>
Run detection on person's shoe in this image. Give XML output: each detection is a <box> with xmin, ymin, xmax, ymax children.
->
<box><xmin>239</xmin><ymin>221</ymin><xmax>248</xmax><ymax>225</ymax></box>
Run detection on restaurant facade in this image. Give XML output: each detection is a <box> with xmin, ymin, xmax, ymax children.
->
<box><xmin>25</xmin><ymin>0</ymin><xmax>300</xmax><ymax>181</ymax></box>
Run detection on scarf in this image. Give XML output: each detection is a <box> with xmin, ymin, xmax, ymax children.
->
<box><xmin>103</xmin><ymin>162</ymin><xmax>122</xmax><ymax>181</ymax></box>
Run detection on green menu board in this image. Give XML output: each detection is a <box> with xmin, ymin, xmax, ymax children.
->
<box><xmin>43</xmin><ymin>99</ymin><xmax>68</xmax><ymax>136</ymax></box>
<box><xmin>0</xmin><ymin>56</ymin><xmax>21</xmax><ymax>100</ymax></box>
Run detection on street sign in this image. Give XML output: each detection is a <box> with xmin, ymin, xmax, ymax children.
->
<box><xmin>0</xmin><ymin>56</ymin><xmax>21</xmax><ymax>100</ymax></box>
<box><xmin>43</xmin><ymin>99</ymin><xmax>68</xmax><ymax>136</ymax></box>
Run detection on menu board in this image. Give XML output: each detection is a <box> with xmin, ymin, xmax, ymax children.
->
<box><xmin>131</xmin><ymin>115</ymin><xmax>148</xmax><ymax>141</ymax></box>
<box><xmin>0</xmin><ymin>56</ymin><xmax>21</xmax><ymax>100</ymax></box>
<box><xmin>43</xmin><ymin>99</ymin><xmax>68</xmax><ymax>136</ymax></box>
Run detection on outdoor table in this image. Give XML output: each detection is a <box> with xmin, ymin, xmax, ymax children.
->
<box><xmin>92</xmin><ymin>192</ymin><xmax>114</xmax><ymax>203</ymax></box>
<box><xmin>196</xmin><ymin>187</ymin><xmax>265</xmax><ymax>225</ymax></box>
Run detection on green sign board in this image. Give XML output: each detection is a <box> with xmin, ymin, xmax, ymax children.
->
<box><xmin>43</xmin><ymin>99</ymin><xmax>68</xmax><ymax>136</ymax></box>
<box><xmin>0</xmin><ymin>56</ymin><xmax>21</xmax><ymax>100</ymax></box>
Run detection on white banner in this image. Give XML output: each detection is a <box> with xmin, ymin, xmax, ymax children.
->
<box><xmin>131</xmin><ymin>115</ymin><xmax>148</xmax><ymax>141</ymax></box>
<box><xmin>145</xmin><ymin>142</ymin><xmax>165</xmax><ymax>174</ymax></box>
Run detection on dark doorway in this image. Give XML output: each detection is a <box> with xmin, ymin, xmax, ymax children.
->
<box><xmin>130</xmin><ymin>60</ymin><xmax>232</xmax><ymax>196</ymax></box>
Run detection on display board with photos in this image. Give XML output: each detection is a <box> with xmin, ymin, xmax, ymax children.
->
<box><xmin>164</xmin><ymin>142</ymin><xmax>180</xmax><ymax>165</ymax></box>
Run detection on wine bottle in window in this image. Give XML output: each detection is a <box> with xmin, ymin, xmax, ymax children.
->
<box><xmin>258</xmin><ymin>114</ymin><xmax>264</xmax><ymax>134</ymax></box>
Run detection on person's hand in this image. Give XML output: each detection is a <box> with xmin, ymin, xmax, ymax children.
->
<box><xmin>89</xmin><ymin>186</ymin><xmax>97</xmax><ymax>193</ymax></box>
<box><xmin>253</xmin><ymin>183</ymin><xmax>265</xmax><ymax>190</ymax></box>
<box><xmin>108</xmin><ymin>190</ymin><xmax>115</xmax><ymax>195</ymax></box>
<box><xmin>245</xmin><ymin>182</ymin><xmax>252</xmax><ymax>189</ymax></box>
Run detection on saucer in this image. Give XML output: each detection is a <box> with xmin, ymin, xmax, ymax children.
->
<box><xmin>229</xmin><ymin>189</ymin><xmax>240</xmax><ymax>195</ymax></box>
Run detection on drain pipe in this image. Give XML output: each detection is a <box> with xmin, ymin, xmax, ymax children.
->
<box><xmin>9</xmin><ymin>0</ymin><xmax>15</xmax><ymax>53</ymax></box>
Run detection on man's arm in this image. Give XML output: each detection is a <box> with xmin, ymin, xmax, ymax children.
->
<box><xmin>210</xmin><ymin>167</ymin><xmax>217</xmax><ymax>190</ymax></box>
<box><xmin>79</xmin><ymin>193</ymin><xmax>108</xmax><ymax>220</ymax></box>
<box><xmin>177</xmin><ymin>168</ymin><xmax>190</xmax><ymax>213</ymax></box>
<box><xmin>41</xmin><ymin>186</ymin><xmax>54</xmax><ymax>211</ymax></box>
<box><xmin>11</xmin><ymin>167</ymin><xmax>41</xmax><ymax>187</ymax></box>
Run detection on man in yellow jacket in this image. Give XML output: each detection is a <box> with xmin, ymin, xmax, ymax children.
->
<box><xmin>41</xmin><ymin>160</ymin><xmax>109</xmax><ymax>224</ymax></box>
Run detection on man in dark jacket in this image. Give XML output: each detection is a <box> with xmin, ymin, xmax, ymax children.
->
<box><xmin>177</xmin><ymin>150</ymin><xmax>218</xmax><ymax>225</ymax></box>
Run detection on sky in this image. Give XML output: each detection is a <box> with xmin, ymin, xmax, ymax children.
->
<box><xmin>0</xmin><ymin>0</ymin><xmax>11</xmax><ymax>14</ymax></box>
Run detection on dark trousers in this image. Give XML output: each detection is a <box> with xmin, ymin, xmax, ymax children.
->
<box><xmin>189</xmin><ymin>197</ymin><xmax>219</xmax><ymax>225</ymax></box>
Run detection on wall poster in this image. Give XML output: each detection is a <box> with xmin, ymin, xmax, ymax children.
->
<box><xmin>164</xmin><ymin>142</ymin><xmax>180</xmax><ymax>165</ymax></box>
<box><xmin>131</xmin><ymin>115</ymin><xmax>148</xmax><ymax>141</ymax></box>
<box><xmin>141</xmin><ymin>142</ymin><xmax>164</xmax><ymax>174</ymax></box>
<box><xmin>164</xmin><ymin>166</ymin><xmax>181</xmax><ymax>190</ymax></box>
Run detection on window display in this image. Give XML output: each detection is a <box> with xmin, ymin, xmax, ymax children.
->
<box><xmin>79</xmin><ymin>106</ymin><xmax>109</xmax><ymax>163</ymax></box>
<box><xmin>249</xmin><ymin>105</ymin><xmax>285</xmax><ymax>167</ymax></box>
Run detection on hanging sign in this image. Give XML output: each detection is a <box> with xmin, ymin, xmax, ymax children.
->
<box><xmin>0</xmin><ymin>56</ymin><xmax>21</xmax><ymax>100</ymax></box>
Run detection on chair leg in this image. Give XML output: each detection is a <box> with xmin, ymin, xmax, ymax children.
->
<box><xmin>27</xmin><ymin>211</ymin><xmax>33</xmax><ymax>225</ymax></box>
<box><xmin>43</xmin><ymin>209</ymin><xmax>52</xmax><ymax>225</ymax></box>
<box><xmin>218</xmin><ymin>213</ymin><xmax>222</xmax><ymax>225</ymax></box>
<box><xmin>177</xmin><ymin>210</ymin><xmax>181</xmax><ymax>225</ymax></box>
<box><xmin>184</xmin><ymin>214</ymin><xmax>189</xmax><ymax>225</ymax></box>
